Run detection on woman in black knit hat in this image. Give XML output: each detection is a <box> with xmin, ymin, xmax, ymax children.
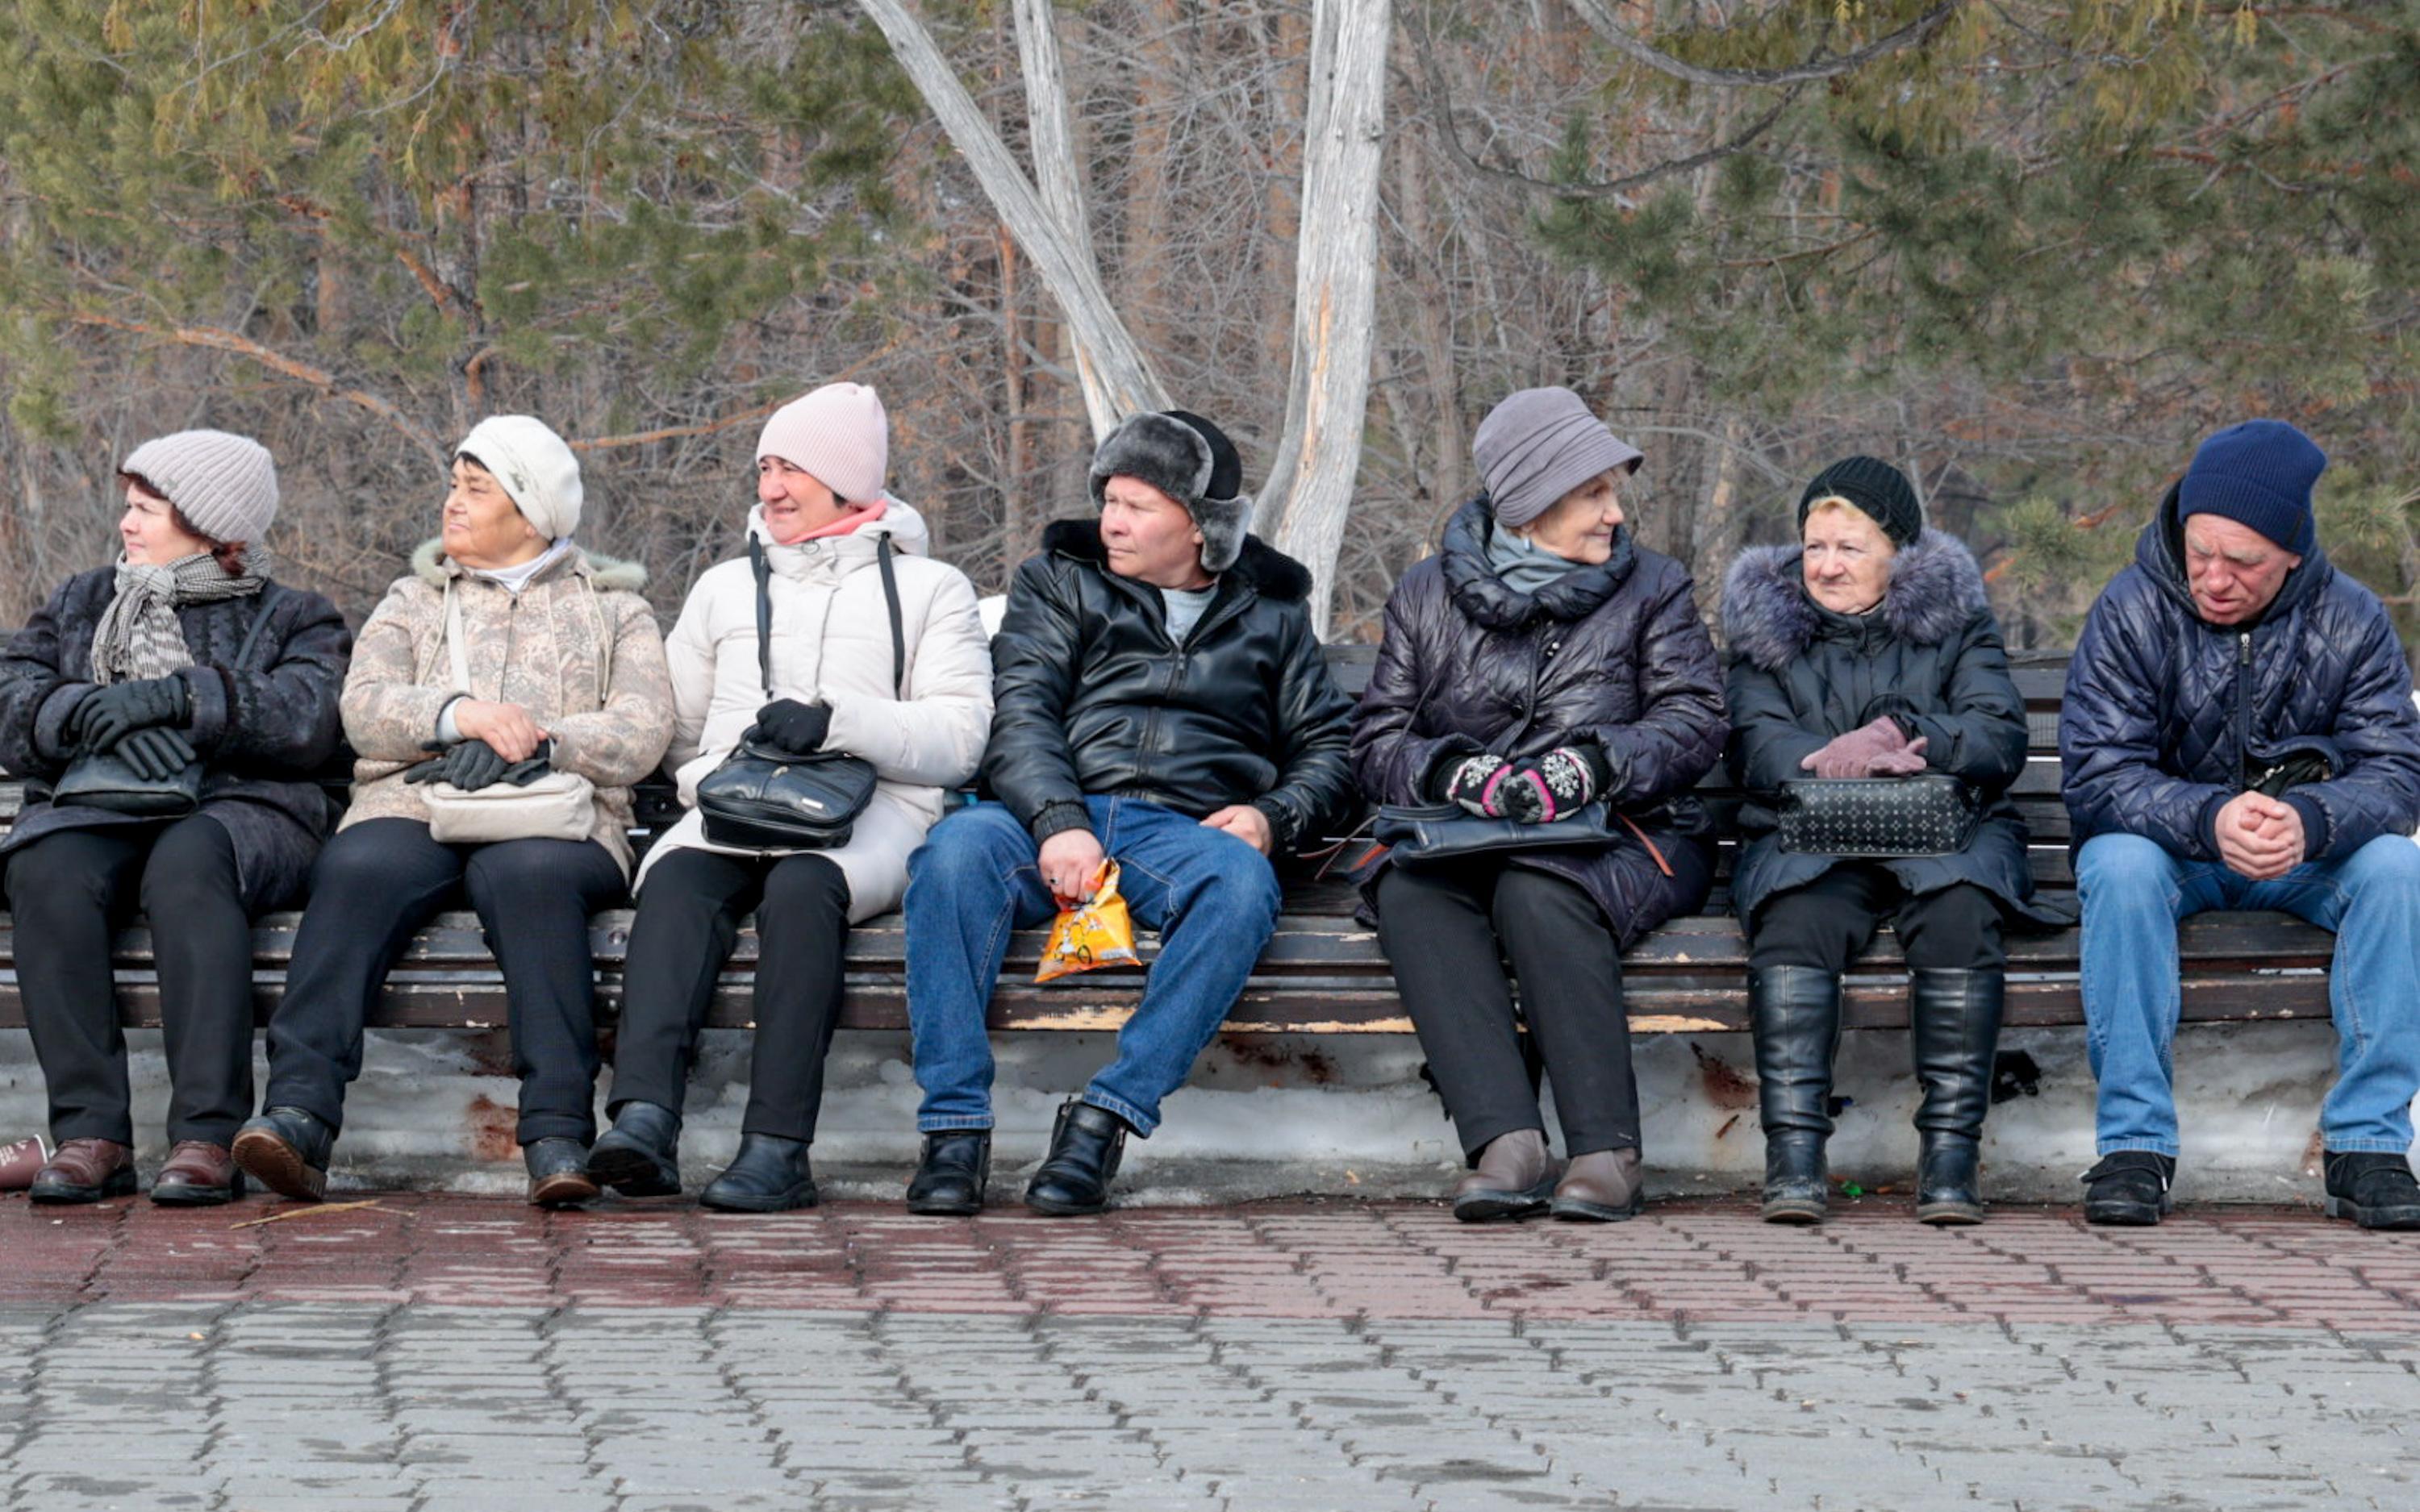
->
<box><xmin>1721</xmin><ymin>456</ymin><xmax>2060</xmax><ymax>1226</ymax></box>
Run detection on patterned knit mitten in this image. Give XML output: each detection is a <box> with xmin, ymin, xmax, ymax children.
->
<box><xmin>1495</xmin><ymin>746</ymin><xmax>1604</xmax><ymax>824</ymax></box>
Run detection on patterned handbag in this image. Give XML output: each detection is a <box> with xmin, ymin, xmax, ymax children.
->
<box><xmin>1775</xmin><ymin>774</ymin><xmax>1979</xmax><ymax>858</ymax></box>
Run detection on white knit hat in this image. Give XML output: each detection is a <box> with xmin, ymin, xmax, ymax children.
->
<box><xmin>457</xmin><ymin>414</ymin><xmax>583</xmax><ymax>539</ymax></box>
<box><xmin>756</xmin><ymin>383</ymin><xmax>888</xmax><ymax>504</ymax></box>
<box><xmin>121</xmin><ymin>430</ymin><xmax>279</xmax><ymax>544</ymax></box>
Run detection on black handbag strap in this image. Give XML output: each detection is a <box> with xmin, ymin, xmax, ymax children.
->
<box><xmin>749</xmin><ymin>533</ymin><xmax>907</xmax><ymax>701</ymax></box>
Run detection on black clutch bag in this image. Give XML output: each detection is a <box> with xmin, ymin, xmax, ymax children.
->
<box><xmin>1775</xmin><ymin>774</ymin><xmax>1979</xmax><ymax>858</ymax></box>
<box><xmin>1373</xmin><ymin>801</ymin><xmax>1616</xmax><ymax>865</ymax></box>
<box><xmin>695</xmin><ymin>534</ymin><xmax>902</xmax><ymax>852</ymax></box>
<box><xmin>51</xmin><ymin>749</ymin><xmax>203</xmax><ymax>818</ymax></box>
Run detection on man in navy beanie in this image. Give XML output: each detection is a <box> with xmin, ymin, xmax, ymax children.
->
<box><xmin>2060</xmin><ymin>419</ymin><xmax>2420</xmax><ymax>1229</ymax></box>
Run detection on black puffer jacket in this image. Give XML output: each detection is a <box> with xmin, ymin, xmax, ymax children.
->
<box><xmin>1722</xmin><ymin>531</ymin><xmax>2064</xmax><ymax>927</ymax></box>
<box><xmin>1350</xmin><ymin>498</ymin><xmax>1725</xmax><ymax>945</ymax></box>
<box><xmin>981</xmin><ymin>520</ymin><xmax>1357</xmax><ymax>854</ymax></box>
<box><xmin>2061</xmin><ymin>489</ymin><xmax>2420</xmax><ymax>861</ymax></box>
<box><xmin>0</xmin><ymin>570</ymin><xmax>353</xmax><ymax>910</ymax></box>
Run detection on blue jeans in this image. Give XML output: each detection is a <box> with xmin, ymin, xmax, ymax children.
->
<box><xmin>902</xmin><ymin>798</ymin><xmax>1284</xmax><ymax>1135</ymax></box>
<box><xmin>2076</xmin><ymin>831</ymin><xmax>2420</xmax><ymax>1157</ymax></box>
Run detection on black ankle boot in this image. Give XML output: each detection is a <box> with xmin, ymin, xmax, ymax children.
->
<box><xmin>1750</xmin><ymin>966</ymin><xmax>1842</xmax><ymax>1223</ymax></box>
<box><xmin>701</xmin><ymin>1133</ymin><xmax>816</xmax><ymax>1212</ymax></box>
<box><xmin>587</xmin><ymin>1101</ymin><xmax>682</xmax><ymax>1197</ymax></box>
<box><xmin>906</xmin><ymin>1131</ymin><xmax>991</xmax><ymax>1216</ymax></box>
<box><xmin>1024</xmin><ymin>1101</ymin><xmax>1128</xmax><ymax>1216</ymax></box>
<box><xmin>1911</xmin><ymin>968</ymin><xmax>2003</xmax><ymax>1225</ymax></box>
<box><xmin>525</xmin><ymin>1138</ymin><xmax>599</xmax><ymax>1208</ymax></box>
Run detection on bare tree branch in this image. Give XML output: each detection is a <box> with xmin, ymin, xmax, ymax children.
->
<box><xmin>1565</xmin><ymin>0</ymin><xmax>1963</xmax><ymax>88</ymax></box>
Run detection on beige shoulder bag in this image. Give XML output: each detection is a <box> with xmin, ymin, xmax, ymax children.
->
<box><xmin>418</xmin><ymin>580</ymin><xmax>601</xmax><ymax>844</ymax></box>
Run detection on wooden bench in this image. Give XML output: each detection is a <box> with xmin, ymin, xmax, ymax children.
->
<box><xmin>0</xmin><ymin>648</ymin><xmax>2340</xmax><ymax>1037</ymax></box>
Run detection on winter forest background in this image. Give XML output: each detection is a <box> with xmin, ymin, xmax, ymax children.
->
<box><xmin>3</xmin><ymin>1</ymin><xmax>2416</xmax><ymax>653</ymax></box>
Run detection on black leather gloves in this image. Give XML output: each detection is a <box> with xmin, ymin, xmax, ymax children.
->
<box><xmin>408</xmin><ymin>739</ymin><xmax>524</xmax><ymax>793</ymax></box>
<box><xmin>745</xmin><ymin>698</ymin><xmax>832</xmax><ymax>754</ymax></box>
<box><xmin>113</xmin><ymin>728</ymin><xmax>198</xmax><ymax>781</ymax></box>
<box><xmin>75</xmin><ymin>677</ymin><xmax>191</xmax><ymax>753</ymax></box>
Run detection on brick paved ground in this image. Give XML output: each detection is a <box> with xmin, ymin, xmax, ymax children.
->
<box><xmin>3</xmin><ymin>1193</ymin><xmax>2416</xmax><ymax>1510</ymax></box>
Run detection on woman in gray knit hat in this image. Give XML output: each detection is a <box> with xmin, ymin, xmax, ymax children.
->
<box><xmin>1351</xmin><ymin>387</ymin><xmax>1726</xmax><ymax>1222</ymax></box>
<box><xmin>0</xmin><ymin>430</ymin><xmax>352</xmax><ymax>1206</ymax></box>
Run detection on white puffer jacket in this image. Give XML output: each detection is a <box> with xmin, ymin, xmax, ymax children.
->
<box><xmin>636</xmin><ymin>502</ymin><xmax>995</xmax><ymax>920</ymax></box>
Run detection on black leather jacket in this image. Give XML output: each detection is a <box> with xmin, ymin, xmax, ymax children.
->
<box><xmin>980</xmin><ymin>520</ymin><xmax>1358</xmax><ymax>855</ymax></box>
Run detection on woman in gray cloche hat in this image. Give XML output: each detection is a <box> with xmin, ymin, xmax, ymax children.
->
<box><xmin>1350</xmin><ymin>386</ymin><xmax>1727</xmax><ymax>1223</ymax></box>
<box><xmin>0</xmin><ymin>429</ymin><xmax>352</xmax><ymax>1206</ymax></box>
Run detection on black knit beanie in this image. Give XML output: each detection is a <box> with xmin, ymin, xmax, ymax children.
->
<box><xmin>1798</xmin><ymin>456</ymin><xmax>1922</xmax><ymax>548</ymax></box>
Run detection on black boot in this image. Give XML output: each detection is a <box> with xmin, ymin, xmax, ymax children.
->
<box><xmin>587</xmin><ymin>1101</ymin><xmax>682</xmax><ymax>1197</ymax></box>
<box><xmin>906</xmin><ymin>1131</ymin><xmax>991</xmax><ymax>1217</ymax></box>
<box><xmin>1024</xmin><ymin>1100</ymin><xmax>1128</xmax><ymax>1216</ymax></box>
<box><xmin>525</xmin><ymin>1138</ymin><xmax>599</xmax><ymax>1208</ymax></box>
<box><xmin>2322</xmin><ymin>1152</ymin><xmax>2420</xmax><ymax>1230</ymax></box>
<box><xmin>701</xmin><ymin>1133</ymin><xmax>816</xmax><ymax>1212</ymax></box>
<box><xmin>1750</xmin><ymin>966</ymin><xmax>1841</xmax><ymax>1224</ymax></box>
<box><xmin>1911</xmin><ymin>967</ymin><xmax>2003</xmax><ymax>1226</ymax></box>
<box><xmin>2082</xmin><ymin>1151</ymin><xmax>2175</xmax><ymax>1225</ymax></box>
<box><xmin>231</xmin><ymin>1106</ymin><xmax>336</xmax><ymax>1202</ymax></box>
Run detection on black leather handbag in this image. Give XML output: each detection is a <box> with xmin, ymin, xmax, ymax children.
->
<box><xmin>51</xmin><ymin>595</ymin><xmax>277</xmax><ymax>819</ymax></box>
<box><xmin>695</xmin><ymin>535</ymin><xmax>903</xmax><ymax>851</ymax></box>
<box><xmin>1374</xmin><ymin>800</ymin><xmax>1618</xmax><ymax>866</ymax></box>
<box><xmin>1775</xmin><ymin>773</ymin><xmax>1980</xmax><ymax>858</ymax></box>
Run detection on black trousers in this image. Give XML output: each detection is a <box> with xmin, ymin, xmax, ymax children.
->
<box><xmin>261</xmin><ymin>818</ymin><xmax>626</xmax><ymax>1146</ymax></box>
<box><xmin>1373</xmin><ymin>859</ymin><xmax>1639</xmax><ymax>1161</ymax></box>
<box><xmin>5</xmin><ymin>817</ymin><xmax>256</xmax><ymax>1146</ymax></box>
<box><xmin>608</xmin><ymin>847</ymin><xmax>852</xmax><ymax>1143</ymax></box>
<box><xmin>1747</xmin><ymin>864</ymin><xmax>2006</xmax><ymax>974</ymax></box>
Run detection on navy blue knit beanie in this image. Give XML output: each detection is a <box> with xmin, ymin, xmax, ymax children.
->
<box><xmin>2176</xmin><ymin>420</ymin><xmax>2326</xmax><ymax>556</ymax></box>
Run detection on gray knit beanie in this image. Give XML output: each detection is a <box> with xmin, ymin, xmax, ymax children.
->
<box><xmin>1471</xmin><ymin>387</ymin><xmax>1642</xmax><ymax>530</ymax></box>
<box><xmin>120</xmin><ymin>430</ymin><xmax>280</xmax><ymax>544</ymax></box>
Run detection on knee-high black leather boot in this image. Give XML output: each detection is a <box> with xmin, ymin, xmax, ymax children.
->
<box><xmin>1910</xmin><ymin>967</ymin><xmax>2004</xmax><ymax>1225</ymax></box>
<box><xmin>1750</xmin><ymin>966</ymin><xmax>1842</xmax><ymax>1224</ymax></box>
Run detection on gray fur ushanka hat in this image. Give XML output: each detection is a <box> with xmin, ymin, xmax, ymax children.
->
<box><xmin>1087</xmin><ymin>410</ymin><xmax>1252</xmax><ymax>574</ymax></box>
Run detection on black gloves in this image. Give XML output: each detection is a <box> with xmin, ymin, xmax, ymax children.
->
<box><xmin>745</xmin><ymin>698</ymin><xmax>832</xmax><ymax>755</ymax></box>
<box><xmin>75</xmin><ymin>677</ymin><xmax>191</xmax><ymax>754</ymax></box>
<box><xmin>407</xmin><ymin>739</ymin><xmax>554</xmax><ymax>793</ymax></box>
<box><xmin>114</xmin><ymin>728</ymin><xmax>198</xmax><ymax>782</ymax></box>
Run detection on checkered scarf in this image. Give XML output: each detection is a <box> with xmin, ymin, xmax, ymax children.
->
<box><xmin>89</xmin><ymin>549</ymin><xmax>272</xmax><ymax>685</ymax></box>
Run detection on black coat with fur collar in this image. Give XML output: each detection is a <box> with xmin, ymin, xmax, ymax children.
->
<box><xmin>1721</xmin><ymin>531</ymin><xmax>2063</xmax><ymax>927</ymax></box>
<box><xmin>979</xmin><ymin>520</ymin><xmax>1357</xmax><ymax>852</ymax></box>
<box><xmin>1350</xmin><ymin>498</ymin><xmax>1725</xmax><ymax>945</ymax></box>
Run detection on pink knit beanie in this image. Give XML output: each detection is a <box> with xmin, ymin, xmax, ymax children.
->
<box><xmin>756</xmin><ymin>383</ymin><xmax>889</xmax><ymax>504</ymax></box>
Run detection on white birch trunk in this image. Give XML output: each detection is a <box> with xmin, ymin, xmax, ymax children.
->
<box><xmin>857</xmin><ymin>0</ymin><xmax>1166</xmax><ymax>435</ymax></box>
<box><xmin>1258</xmin><ymin>0</ymin><xmax>1390</xmax><ymax>635</ymax></box>
<box><xmin>1008</xmin><ymin>0</ymin><xmax>1128</xmax><ymax>436</ymax></box>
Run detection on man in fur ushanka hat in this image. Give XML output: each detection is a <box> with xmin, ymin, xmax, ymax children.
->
<box><xmin>897</xmin><ymin>410</ymin><xmax>1358</xmax><ymax>1219</ymax></box>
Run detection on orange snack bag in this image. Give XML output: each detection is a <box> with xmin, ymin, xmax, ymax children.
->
<box><xmin>1036</xmin><ymin>862</ymin><xmax>1144</xmax><ymax>982</ymax></box>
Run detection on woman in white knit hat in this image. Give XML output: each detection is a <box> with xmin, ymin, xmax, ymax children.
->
<box><xmin>0</xmin><ymin>430</ymin><xmax>351</xmax><ymax>1205</ymax></box>
<box><xmin>232</xmin><ymin>416</ymin><xmax>676</xmax><ymax>1208</ymax></box>
<box><xmin>582</xmin><ymin>381</ymin><xmax>994</xmax><ymax>1211</ymax></box>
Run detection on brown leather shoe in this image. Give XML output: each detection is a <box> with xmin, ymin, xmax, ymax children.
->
<box><xmin>1551</xmin><ymin>1147</ymin><xmax>1645</xmax><ymax>1222</ymax></box>
<box><xmin>1451</xmin><ymin>1129</ymin><xmax>1558</xmax><ymax>1223</ymax></box>
<box><xmin>29</xmin><ymin>1138</ymin><xmax>136</xmax><ymax>1205</ymax></box>
<box><xmin>151</xmin><ymin>1141</ymin><xmax>245</xmax><ymax>1206</ymax></box>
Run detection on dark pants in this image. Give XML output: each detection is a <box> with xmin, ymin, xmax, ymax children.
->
<box><xmin>1747</xmin><ymin>866</ymin><xmax>2006</xmax><ymax>974</ymax></box>
<box><xmin>1373</xmin><ymin>859</ymin><xmax>1640</xmax><ymax>1162</ymax></box>
<box><xmin>5</xmin><ymin>817</ymin><xmax>256</xmax><ymax>1146</ymax></box>
<box><xmin>609</xmin><ymin>847</ymin><xmax>852</xmax><ymax>1143</ymax></box>
<box><xmin>261</xmin><ymin>818</ymin><xmax>625</xmax><ymax>1146</ymax></box>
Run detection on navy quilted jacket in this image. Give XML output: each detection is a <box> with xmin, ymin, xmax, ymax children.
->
<box><xmin>2060</xmin><ymin>489</ymin><xmax>2420</xmax><ymax>861</ymax></box>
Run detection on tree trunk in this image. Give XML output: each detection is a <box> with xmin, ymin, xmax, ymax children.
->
<box><xmin>1258</xmin><ymin>0</ymin><xmax>1392</xmax><ymax>634</ymax></box>
<box><xmin>858</xmin><ymin>0</ymin><xmax>1167</xmax><ymax>434</ymax></box>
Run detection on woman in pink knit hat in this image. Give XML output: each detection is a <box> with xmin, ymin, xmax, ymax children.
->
<box><xmin>586</xmin><ymin>382</ymin><xmax>997</xmax><ymax>1211</ymax></box>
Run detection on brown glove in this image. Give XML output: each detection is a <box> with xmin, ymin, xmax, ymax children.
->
<box><xmin>1800</xmin><ymin>717</ymin><xmax>1908</xmax><ymax>779</ymax></box>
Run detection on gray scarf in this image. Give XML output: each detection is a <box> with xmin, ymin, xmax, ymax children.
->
<box><xmin>1485</xmin><ymin>521</ymin><xmax>1588</xmax><ymax>598</ymax></box>
<box><xmin>90</xmin><ymin>549</ymin><xmax>273</xmax><ymax>685</ymax></box>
